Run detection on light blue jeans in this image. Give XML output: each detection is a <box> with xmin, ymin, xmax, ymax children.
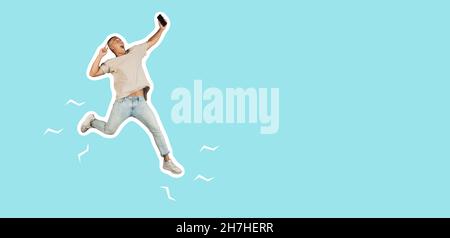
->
<box><xmin>91</xmin><ymin>96</ymin><xmax>170</xmax><ymax>157</ymax></box>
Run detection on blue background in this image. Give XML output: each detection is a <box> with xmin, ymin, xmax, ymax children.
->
<box><xmin>1</xmin><ymin>0</ymin><xmax>449</xmax><ymax>217</ymax></box>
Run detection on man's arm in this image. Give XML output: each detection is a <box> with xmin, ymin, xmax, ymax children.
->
<box><xmin>146</xmin><ymin>22</ymin><xmax>166</xmax><ymax>50</ymax></box>
<box><xmin>89</xmin><ymin>45</ymin><xmax>108</xmax><ymax>78</ymax></box>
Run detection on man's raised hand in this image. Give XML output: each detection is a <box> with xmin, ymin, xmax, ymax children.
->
<box><xmin>158</xmin><ymin>21</ymin><xmax>166</xmax><ymax>31</ymax></box>
<box><xmin>99</xmin><ymin>45</ymin><xmax>108</xmax><ymax>57</ymax></box>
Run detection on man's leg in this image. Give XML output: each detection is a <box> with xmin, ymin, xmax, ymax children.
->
<box><xmin>132</xmin><ymin>97</ymin><xmax>170</xmax><ymax>156</ymax></box>
<box><xmin>132</xmin><ymin>97</ymin><xmax>182</xmax><ymax>174</ymax></box>
<box><xmin>91</xmin><ymin>98</ymin><xmax>131</xmax><ymax>135</ymax></box>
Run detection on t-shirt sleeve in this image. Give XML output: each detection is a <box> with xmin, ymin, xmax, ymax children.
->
<box><xmin>100</xmin><ymin>61</ymin><xmax>111</xmax><ymax>74</ymax></box>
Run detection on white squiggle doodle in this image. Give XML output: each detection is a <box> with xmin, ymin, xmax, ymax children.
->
<box><xmin>43</xmin><ymin>128</ymin><xmax>63</xmax><ymax>136</ymax></box>
<box><xmin>200</xmin><ymin>145</ymin><xmax>219</xmax><ymax>152</ymax></box>
<box><xmin>65</xmin><ymin>99</ymin><xmax>85</xmax><ymax>107</ymax></box>
<box><xmin>78</xmin><ymin>144</ymin><xmax>89</xmax><ymax>163</ymax></box>
<box><xmin>160</xmin><ymin>186</ymin><xmax>176</xmax><ymax>201</ymax></box>
<box><xmin>194</xmin><ymin>175</ymin><xmax>215</xmax><ymax>182</ymax></box>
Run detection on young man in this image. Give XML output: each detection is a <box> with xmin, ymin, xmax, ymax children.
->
<box><xmin>79</xmin><ymin>14</ymin><xmax>183</xmax><ymax>176</ymax></box>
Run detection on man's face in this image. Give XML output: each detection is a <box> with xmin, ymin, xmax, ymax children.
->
<box><xmin>108</xmin><ymin>36</ymin><xmax>125</xmax><ymax>55</ymax></box>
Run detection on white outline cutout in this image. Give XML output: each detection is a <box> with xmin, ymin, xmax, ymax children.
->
<box><xmin>77</xmin><ymin>12</ymin><xmax>184</xmax><ymax>178</ymax></box>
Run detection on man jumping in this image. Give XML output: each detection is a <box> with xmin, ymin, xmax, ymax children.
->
<box><xmin>78</xmin><ymin>13</ymin><xmax>183</xmax><ymax>177</ymax></box>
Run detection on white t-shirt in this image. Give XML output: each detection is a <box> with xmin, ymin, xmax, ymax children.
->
<box><xmin>100</xmin><ymin>43</ymin><xmax>151</xmax><ymax>100</ymax></box>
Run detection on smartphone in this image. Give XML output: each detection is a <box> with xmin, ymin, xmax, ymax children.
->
<box><xmin>157</xmin><ymin>14</ymin><xmax>167</xmax><ymax>27</ymax></box>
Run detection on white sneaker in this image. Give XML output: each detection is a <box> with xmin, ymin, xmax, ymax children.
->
<box><xmin>163</xmin><ymin>160</ymin><xmax>183</xmax><ymax>174</ymax></box>
<box><xmin>80</xmin><ymin>114</ymin><xmax>95</xmax><ymax>133</ymax></box>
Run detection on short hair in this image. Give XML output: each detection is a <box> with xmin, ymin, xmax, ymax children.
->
<box><xmin>107</xmin><ymin>36</ymin><xmax>118</xmax><ymax>46</ymax></box>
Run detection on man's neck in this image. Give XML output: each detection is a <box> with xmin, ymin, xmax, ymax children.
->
<box><xmin>115</xmin><ymin>50</ymin><xmax>128</xmax><ymax>57</ymax></box>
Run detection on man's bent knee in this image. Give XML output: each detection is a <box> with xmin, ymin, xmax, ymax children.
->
<box><xmin>104</xmin><ymin>127</ymin><xmax>118</xmax><ymax>135</ymax></box>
